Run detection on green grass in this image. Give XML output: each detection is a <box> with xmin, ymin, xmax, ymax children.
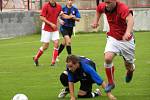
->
<box><xmin>0</xmin><ymin>32</ymin><xmax>150</xmax><ymax>100</ymax></box>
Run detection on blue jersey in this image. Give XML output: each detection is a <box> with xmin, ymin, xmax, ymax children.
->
<box><xmin>67</xmin><ymin>56</ymin><xmax>103</xmax><ymax>86</ymax></box>
<box><xmin>61</xmin><ymin>5</ymin><xmax>81</xmax><ymax>27</ymax></box>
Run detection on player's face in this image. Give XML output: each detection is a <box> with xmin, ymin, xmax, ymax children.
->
<box><xmin>104</xmin><ymin>0</ymin><xmax>116</xmax><ymax>11</ymax></box>
<box><xmin>49</xmin><ymin>0</ymin><xmax>56</xmax><ymax>3</ymax></box>
<box><xmin>67</xmin><ymin>0</ymin><xmax>74</xmax><ymax>7</ymax></box>
<box><xmin>67</xmin><ymin>61</ymin><xmax>79</xmax><ymax>72</ymax></box>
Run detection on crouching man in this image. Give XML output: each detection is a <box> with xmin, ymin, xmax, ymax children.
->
<box><xmin>58</xmin><ymin>55</ymin><xmax>116</xmax><ymax>100</ymax></box>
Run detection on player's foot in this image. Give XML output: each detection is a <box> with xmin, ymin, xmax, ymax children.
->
<box><xmin>105</xmin><ymin>84</ymin><xmax>115</xmax><ymax>93</ymax></box>
<box><xmin>50</xmin><ymin>62</ymin><xmax>55</xmax><ymax>66</ymax></box>
<box><xmin>58</xmin><ymin>88</ymin><xmax>69</xmax><ymax>98</ymax></box>
<box><xmin>93</xmin><ymin>88</ymin><xmax>102</xmax><ymax>97</ymax></box>
<box><xmin>50</xmin><ymin>63</ymin><xmax>55</xmax><ymax>66</ymax></box>
<box><xmin>33</xmin><ymin>57</ymin><xmax>39</xmax><ymax>66</ymax></box>
<box><xmin>56</xmin><ymin>56</ymin><xmax>60</xmax><ymax>62</ymax></box>
<box><xmin>125</xmin><ymin>64</ymin><xmax>135</xmax><ymax>83</ymax></box>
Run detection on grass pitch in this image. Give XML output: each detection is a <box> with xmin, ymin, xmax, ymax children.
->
<box><xmin>0</xmin><ymin>32</ymin><xmax>150</xmax><ymax>100</ymax></box>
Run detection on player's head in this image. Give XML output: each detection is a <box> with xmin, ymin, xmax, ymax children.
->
<box><xmin>66</xmin><ymin>0</ymin><xmax>74</xmax><ymax>7</ymax></box>
<box><xmin>66</xmin><ymin>55</ymin><xmax>80</xmax><ymax>72</ymax></box>
<box><xmin>104</xmin><ymin>0</ymin><xmax>117</xmax><ymax>12</ymax></box>
<box><xmin>49</xmin><ymin>0</ymin><xmax>56</xmax><ymax>3</ymax></box>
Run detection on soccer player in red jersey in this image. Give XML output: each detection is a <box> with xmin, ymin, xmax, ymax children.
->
<box><xmin>33</xmin><ymin>0</ymin><xmax>75</xmax><ymax>66</ymax></box>
<box><xmin>92</xmin><ymin>0</ymin><xmax>135</xmax><ymax>92</ymax></box>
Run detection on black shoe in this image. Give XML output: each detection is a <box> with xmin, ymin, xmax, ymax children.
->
<box><xmin>125</xmin><ymin>65</ymin><xmax>135</xmax><ymax>83</ymax></box>
<box><xmin>33</xmin><ymin>57</ymin><xmax>39</xmax><ymax>66</ymax></box>
<box><xmin>125</xmin><ymin>70</ymin><xmax>133</xmax><ymax>83</ymax></box>
<box><xmin>50</xmin><ymin>63</ymin><xmax>55</xmax><ymax>66</ymax></box>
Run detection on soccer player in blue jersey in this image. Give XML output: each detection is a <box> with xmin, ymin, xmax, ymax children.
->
<box><xmin>57</xmin><ymin>0</ymin><xmax>80</xmax><ymax>60</ymax></box>
<box><xmin>58</xmin><ymin>55</ymin><xmax>116</xmax><ymax>100</ymax></box>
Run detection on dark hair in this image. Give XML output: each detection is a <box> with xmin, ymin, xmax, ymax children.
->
<box><xmin>66</xmin><ymin>55</ymin><xmax>80</xmax><ymax>64</ymax></box>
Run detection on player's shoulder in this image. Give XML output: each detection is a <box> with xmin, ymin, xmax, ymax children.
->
<box><xmin>97</xmin><ymin>2</ymin><xmax>106</xmax><ymax>12</ymax></box>
<box><xmin>56</xmin><ymin>2</ymin><xmax>61</xmax><ymax>6</ymax></box>
<box><xmin>42</xmin><ymin>2</ymin><xmax>49</xmax><ymax>7</ymax></box>
<box><xmin>117</xmin><ymin>2</ymin><xmax>129</xmax><ymax>10</ymax></box>
<box><xmin>72</xmin><ymin>5</ymin><xmax>78</xmax><ymax>10</ymax></box>
<box><xmin>98</xmin><ymin>2</ymin><xmax>106</xmax><ymax>8</ymax></box>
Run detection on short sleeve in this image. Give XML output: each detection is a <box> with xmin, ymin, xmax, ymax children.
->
<box><xmin>40</xmin><ymin>4</ymin><xmax>47</xmax><ymax>17</ymax></box>
<box><xmin>75</xmin><ymin>8</ymin><xmax>81</xmax><ymax>18</ymax></box>
<box><xmin>119</xmin><ymin>4</ymin><xmax>133</xmax><ymax>20</ymax></box>
<box><xmin>96</xmin><ymin>3</ymin><xmax>105</xmax><ymax>14</ymax></box>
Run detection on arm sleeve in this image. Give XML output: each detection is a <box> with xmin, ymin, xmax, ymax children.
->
<box><xmin>75</xmin><ymin>8</ymin><xmax>81</xmax><ymax>18</ymax></box>
<box><xmin>67</xmin><ymin>68</ymin><xmax>74</xmax><ymax>82</ymax></box>
<box><xmin>96</xmin><ymin>2</ymin><xmax>105</xmax><ymax>14</ymax></box>
<box><xmin>119</xmin><ymin>4</ymin><xmax>133</xmax><ymax>20</ymax></box>
<box><xmin>40</xmin><ymin>4</ymin><xmax>47</xmax><ymax>17</ymax></box>
<box><xmin>81</xmin><ymin>62</ymin><xmax>103</xmax><ymax>85</ymax></box>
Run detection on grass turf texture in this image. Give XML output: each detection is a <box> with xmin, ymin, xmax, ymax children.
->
<box><xmin>0</xmin><ymin>32</ymin><xmax>150</xmax><ymax>100</ymax></box>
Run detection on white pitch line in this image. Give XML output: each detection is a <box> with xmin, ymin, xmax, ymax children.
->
<box><xmin>0</xmin><ymin>37</ymin><xmax>14</xmax><ymax>40</ymax></box>
<box><xmin>0</xmin><ymin>72</ymin><xmax>13</xmax><ymax>74</ymax></box>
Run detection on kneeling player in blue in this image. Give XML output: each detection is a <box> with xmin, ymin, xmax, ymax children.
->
<box><xmin>58</xmin><ymin>55</ymin><xmax>116</xmax><ymax>100</ymax></box>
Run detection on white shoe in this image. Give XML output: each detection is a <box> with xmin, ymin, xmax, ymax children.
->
<box><xmin>58</xmin><ymin>88</ymin><xmax>69</xmax><ymax>98</ymax></box>
<box><xmin>56</xmin><ymin>56</ymin><xmax>60</xmax><ymax>62</ymax></box>
<box><xmin>94</xmin><ymin>88</ymin><xmax>102</xmax><ymax>96</ymax></box>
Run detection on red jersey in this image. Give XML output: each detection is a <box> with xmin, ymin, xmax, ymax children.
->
<box><xmin>40</xmin><ymin>2</ymin><xmax>62</xmax><ymax>32</ymax></box>
<box><xmin>97</xmin><ymin>2</ymin><xmax>133</xmax><ymax>40</ymax></box>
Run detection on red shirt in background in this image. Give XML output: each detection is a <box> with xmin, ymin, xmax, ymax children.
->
<box><xmin>40</xmin><ymin>2</ymin><xmax>62</xmax><ymax>32</ymax></box>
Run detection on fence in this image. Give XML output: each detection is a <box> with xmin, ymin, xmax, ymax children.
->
<box><xmin>0</xmin><ymin>0</ymin><xmax>150</xmax><ymax>11</ymax></box>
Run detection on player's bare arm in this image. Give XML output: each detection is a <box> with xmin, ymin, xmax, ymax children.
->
<box><xmin>123</xmin><ymin>13</ymin><xmax>134</xmax><ymax>41</ymax></box>
<box><xmin>69</xmin><ymin>82</ymin><xmax>76</xmax><ymax>100</ymax></box>
<box><xmin>40</xmin><ymin>16</ymin><xmax>57</xmax><ymax>30</ymax></box>
<box><xmin>60</xmin><ymin>11</ymin><xmax>75</xmax><ymax>19</ymax></box>
<box><xmin>91</xmin><ymin>11</ymin><xmax>101</xmax><ymax>28</ymax></box>
<box><xmin>72</xmin><ymin>16</ymin><xmax>80</xmax><ymax>22</ymax></box>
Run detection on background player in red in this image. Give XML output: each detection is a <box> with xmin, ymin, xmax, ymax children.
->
<box><xmin>33</xmin><ymin>0</ymin><xmax>74</xmax><ymax>66</ymax></box>
<box><xmin>92</xmin><ymin>0</ymin><xmax>135</xmax><ymax>92</ymax></box>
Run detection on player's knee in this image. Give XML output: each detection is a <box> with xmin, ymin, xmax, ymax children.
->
<box><xmin>42</xmin><ymin>43</ymin><xmax>49</xmax><ymax>50</ymax></box>
<box><xmin>104</xmin><ymin>53</ymin><xmax>114</xmax><ymax>63</ymax></box>
<box><xmin>66</xmin><ymin>41</ymin><xmax>71</xmax><ymax>46</ymax></box>
<box><xmin>60</xmin><ymin>71</ymin><xmax>68</xmax><ymax>87</ymax></box>
<box><xmin>78</xmin><ymin>92</ymin><xmax>92</xmax><ymax>98</ymax></box>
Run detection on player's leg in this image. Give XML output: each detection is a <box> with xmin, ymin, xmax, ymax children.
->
<box><xmin>51</xmin><ymin>31</ymin><xmax>59</xmax><ymax>66</ymax></box>
<box><xmin>120</xmin><ymin>37</ymin><xmax>135</xmax><ymax>83</ymax></box>
<box><xmin>78</xmin><ymin>79</ymin><xmax>101</xmax><ymax>98</ymax></box>
<box><xmin>64</xmin><ymin>27</ymin><xmax>73</xmax><ymax>55</ymax></box>
<box><xmin>104</xmin><ymin>52</ymin><xmax>116</xmax><ymax>92</ymax></box>
<box><xmin>33</xmin><ymin>30</ymin><xmax>50</xmax><ymax>66</ymax></box>
<box><xmin>65</xmin><ymin>35</ymin><xmax>72</xmax><ymax>55</ymax></box>
<box><xmin>58</xmin><ymin>71</ymin><xmax>70</xmax><ymax>98</ymax></box>
<box><xmin>58</xmin><ymin>39</ymin><xmax>66</xmax><ymax>56</ymax></box>
<box><xmin>124</xmin><ymin>61</ymin><xmax>135</xmax><ymax>83</ymax></box>
<box><xmin>104</xmin><ymin>37</ymin><xmax>119</xmax><ymax>92</ymax></box>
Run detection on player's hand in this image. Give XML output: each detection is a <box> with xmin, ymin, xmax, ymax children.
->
<box><xmin>50</xmin><ymin>23</ymin><xmax>57</xmax><ymax>30</ymax></box>
<box><xmin>107</xmin><ymin>93</ymin><xmax>117</xmax><ymax>100</ymax></box>
<box><xmin>91</xmin><ymin>23</ymin><xmax>99</xmax><ymax>29</ymax></box>
<box><xmin>70</xmin><ymin>14</ymin><xmax>76</xmax><ymax>19</ymax></box>
<box><xmin>59</xmin><ymin>19</ymin><xmax>65</xmax><ymax>25</ymax></box>
<box><xmin>70</xmin><ymin>97</ymin><xmax>76</xmax><ymax>100</ymax></box>
<box><xmin>123</xmin><ymin>32</ymin><xmax>132</xmax><ymax>41</ymax></box>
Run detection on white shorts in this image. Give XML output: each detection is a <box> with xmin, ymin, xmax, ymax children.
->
<box><xmin>40</xmin><ymin>30</ymin><xmax>60</xmax><ymax>43</ymax></box>
<box><xmin>104</xmin><ymin>36</ymin><xmax>135</xmax><ymax>64</ymax></box>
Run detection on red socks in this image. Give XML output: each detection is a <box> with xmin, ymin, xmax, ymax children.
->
<box><xmin>105</xmin><ymin>66</ymin><xmax>115</xmax><ymax>84</ymax></box>
<box><xmin>34</xmin><ymin>47</ymin><xmax>43</xmax><ymax>61</ymax></box>
<box><xmin>51</xmin><ymin>48</ymin><xmax>58</xmax><ymax>64</ymax></box>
